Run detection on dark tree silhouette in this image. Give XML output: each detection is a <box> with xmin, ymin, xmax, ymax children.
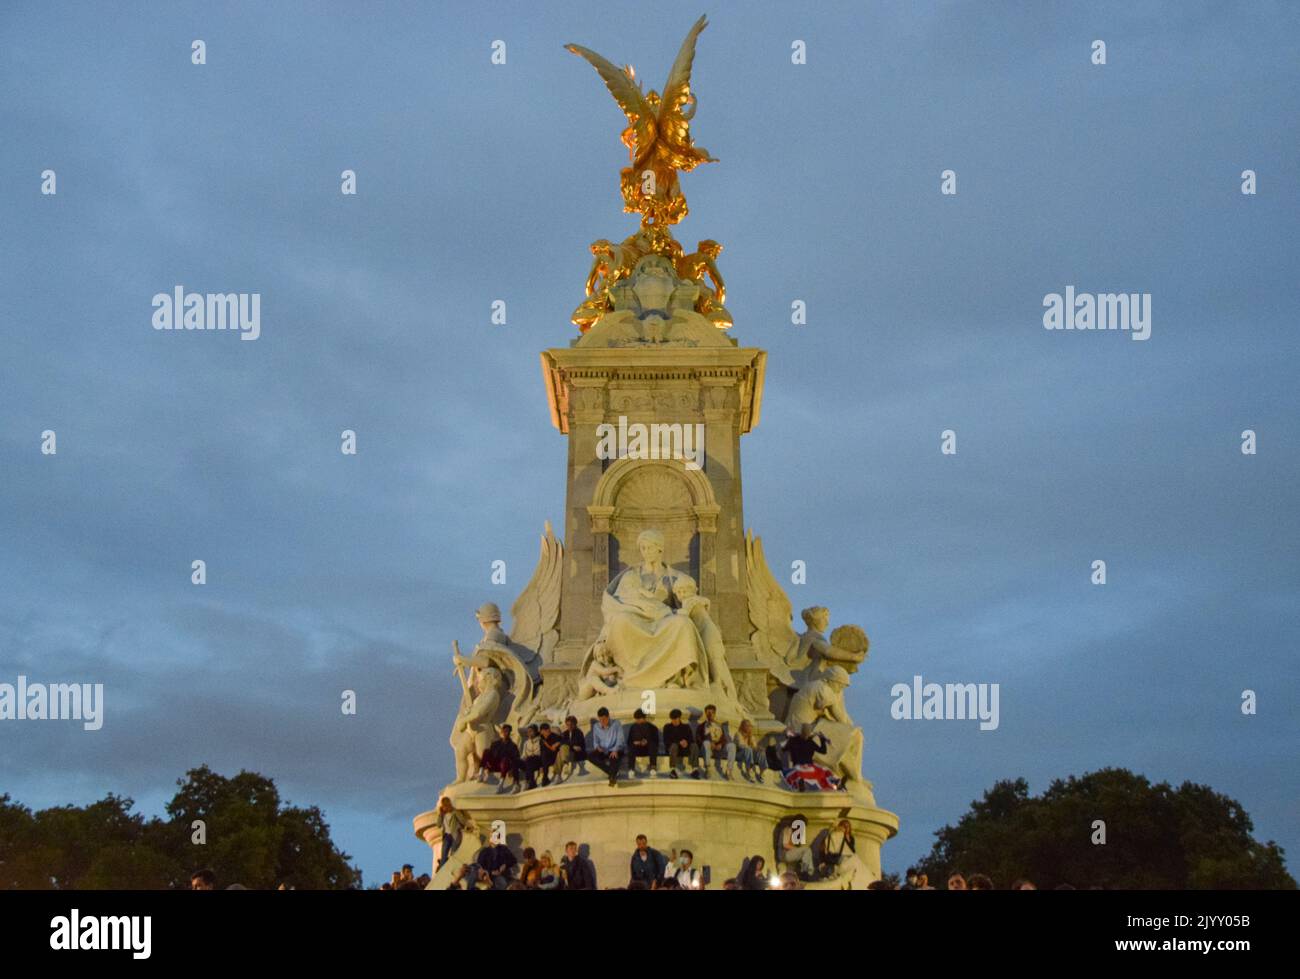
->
<box><xmin>916</xmin><ymin>768</ymin><xmax>1294</xmax><ymax>890</ymax></box>
<box><xmin>0</xmin><ymin>766</ymin><xmax>361</xmax><ymax>890</ymax></box>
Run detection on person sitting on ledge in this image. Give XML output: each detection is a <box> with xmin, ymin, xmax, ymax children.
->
<box><xmin>627</xmin><ymin>708</ymin><xmax>660</xmax><ymax>776</ymax></box>
<box><xmin>447</xmin><ymin>863</ymin><xmax>489</xmax><ymax>890</ymax></box>
<box><xmin>629</xmin><ymin>833</ymin><xmax>667</xmax><ymax>889</ymax></box>
<box><xmin>590</xmin><ymin>707</ymin><xmax>626</xmax><ymax>787</ymax></box>
<box><xmin>481</xmin><ymin>723</ymin><xmax>522</xmax><ymax>790</ymax></box>
<box><xmin>696</xmin><ymin>704</ymin><xmax>736</xmax><ymax>779</ymax></box>
<box><xmin>780</xmin><ymin>724</ymin><xmax>839</xmax><ymax>792</ymax></box>
<box><xmin>818</xmin><ymin>818</ymin><xmax>862</xmax><ymax>881</ymax></box>
<box><xmin>734</xmin><ymin>718</ymin><xmax>765</xmax><ymax>782</ymax></box>
<box><xmin>557</xmin><ymin>714</ymin><xmax>588</xmax><ymax>779</ymax></box>
<box><xmin>662</xmin><ymin>708</ymin><xmax>697</xmax><ymax>779</ymax></box>
<box><xmin>520</xmin><ymin>725</ymin><xmax>547</xmax><ymax>789</ymax></box>
<box><xmin>538</xmin><ymin>722</ymin><xmax>565</xmax><ymax>784</ymax></box>
<box><xmin>778</xmin><ymin>818</ymin><xmax>816</xmax><ymax>881</ymax></box>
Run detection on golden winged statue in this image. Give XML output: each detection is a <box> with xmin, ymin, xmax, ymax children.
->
<box><xmin>566</xmin><ymin>14</ymin><xmax>717</xmax><ymax>228</ymax></box>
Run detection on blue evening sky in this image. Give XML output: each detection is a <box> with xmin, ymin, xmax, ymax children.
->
<box><xmin>2</xmin><ymin>1</ymin><xmax>1297</xmax><ymax>885</ymax></box>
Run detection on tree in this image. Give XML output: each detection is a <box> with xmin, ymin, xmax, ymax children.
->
<box><xmin>0</xmin><ymin>768</ymin><xmax>362</xmax><ymax>890</ymax></box>
<box><xmin>916</xmin><ymin>768</ymin><xmax>1294</xmax><ymax>890</ymax></box>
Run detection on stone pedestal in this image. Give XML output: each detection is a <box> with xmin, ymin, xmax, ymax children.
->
<box><xmin>538</xmin><ymin>345</ymin><xmax>771</xmax><ymax>715</ymax></box>
<box><xmin>416</xmin><ymin>317</ymin><xmax>898</xmax><ymax>887</ymax></box>
<box><xmin>416</xmin><ymin>771</ymin><xmax>898</xmax><ymax>890</ymax></box>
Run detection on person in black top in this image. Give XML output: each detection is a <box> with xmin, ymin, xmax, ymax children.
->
<box><xmin>784</xmin><ymin>724</ymin><xmax>830</xmax><ymax>766</ymax></box>
<box><xmin>538</xmin><ymin>722</ymin><xmax>564</xmax><ymax>784</ymax></box>
<box><xmin>738</xmin><ymin>855</ymin><xmax>770</xmax><ymax>890</ymax></box>
<box><xmin>661</xmin><ymin>708</ymin><xmax>697</xmax><ymax>779</ymax></box>
<box><xmin>481</xmin><ymin>724</ymin><xmax>521</xmax><ymax>789</ymax></box>
<box><xmin>629</xmin><ymin>834</ymin><xmax>667</xmax><ymax>888</ymax></box>
<box><xmin>626</xmin><ymin>708</ymin><xmax>660</xmax><ymax>777</ymax></box>
<box><xmin>475</xmin><ymin>842</ymin><xmax>517</xmax><ymax>890</ymax></box>
<box><xmin>560</xmin><ymin>841</ymin><xmax>597</xmax><ymax>890</ymax></box>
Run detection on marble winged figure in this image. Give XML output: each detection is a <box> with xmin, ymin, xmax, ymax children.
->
<box><xmin>745</xmin><ymin>530</ymin><xmax>874</xmax><ymax>798</ymax></box>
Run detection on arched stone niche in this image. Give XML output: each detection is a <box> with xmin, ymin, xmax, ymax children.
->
<box><xmin>587</xmin><ymin>457</ymin><xmax>721</xmax><ymax>598</ymax></box>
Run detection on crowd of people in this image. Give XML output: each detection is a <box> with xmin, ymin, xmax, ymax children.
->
<box><xmin>186</xmin><ymin>857</ymin><xmax>1062</xmax><ymax>892</ymax></box>
<box><xmin>434</xmin><ymin>795</ymin><xmax>873</xmax><ymax>890</ymax></box>
<box><xmin>873</xmin><ymin>868</ymin><xmax>1064</xmax><ymax>891</ymax></box>
<box><xmin>445</xmin><ymin>834</ymin><xmax>802</xmax><ymax>890</ymax></box>
<box><xmin>380</xmin><ymin>865</ymin><xmax>432</xmax><ymax>890</ymax></box>
<box><xmin>187</xmin><ymin>869</ymin><xmax>297</xmax><ymax>891</ymax></box>
<box><xmin>475</xmin><ymin>705</ymin><xmax>843</xmax><ymax>792</ymax></box>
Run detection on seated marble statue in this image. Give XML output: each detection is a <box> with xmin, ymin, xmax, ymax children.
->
<box><xmin>600</xmin><ymin>529</ymin><xmax>708</xmax><ymax>690</ymax></box>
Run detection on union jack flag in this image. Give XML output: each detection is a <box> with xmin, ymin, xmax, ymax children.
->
<box><xmin>783</xmin><ymin>764</ymin><xmax>841</xmax><ymax>792</ymax></box>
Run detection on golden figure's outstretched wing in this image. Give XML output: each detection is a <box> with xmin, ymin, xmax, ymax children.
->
<box><xmin>565</xmin><ymin>42</ymin><xmax>657</xmax><ymax>159</ymax></box>
<box><xmin>657</xmin><ymin>15</ymin><xmax>717</xmax><ymax>166</ymax></box>
<box><xmin>660</xmin><ymin>14</ymin><xmax>708</xmax><ymax>120</ymax></box>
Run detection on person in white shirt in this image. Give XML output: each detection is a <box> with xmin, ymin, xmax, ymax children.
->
<box><xmin>666</xmin><ymin>849</ymin><xmax>702</xmax><ymax>889</ymax></box>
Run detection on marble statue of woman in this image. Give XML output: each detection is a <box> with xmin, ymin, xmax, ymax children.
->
<box><xmin>599</xmin><ymin>529</ymin><xmax>708</xmax><ymax>690</ymax></box>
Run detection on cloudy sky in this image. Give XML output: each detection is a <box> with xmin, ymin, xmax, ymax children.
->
<box><xmin>2</xmin><ymin>0</ymin><xmax>1297</xmax><ymax>886</ymax></box>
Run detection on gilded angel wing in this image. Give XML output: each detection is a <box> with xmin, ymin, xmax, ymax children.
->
<box><xmin>657</xmin><ymin>15</ymin><xmax>717</xmax><ymax>165</ymax></box>
<box><xmin>565</xmin><ymin>42</ymin><xmax>657</xmax><ymax>158</ymax></box>
<box><xmin>508</xmin><ymin>520</ymin><xmax>563</xmax><ymax>663</ymax></box>
<box><xmin>745</xmin><ymin>529</ymin><xmax>797</xmax><ymax>683</ymax></box>
<box><xmin>660</xmin><ymin>14</ymin><xmax>708</xmax><ymax>118</ymax></box>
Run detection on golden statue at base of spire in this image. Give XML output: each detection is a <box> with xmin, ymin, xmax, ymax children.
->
<box><xmin>566</xmin><ymin>15</ymin><xmax>732</xmax><ymax>334</ymax></box>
